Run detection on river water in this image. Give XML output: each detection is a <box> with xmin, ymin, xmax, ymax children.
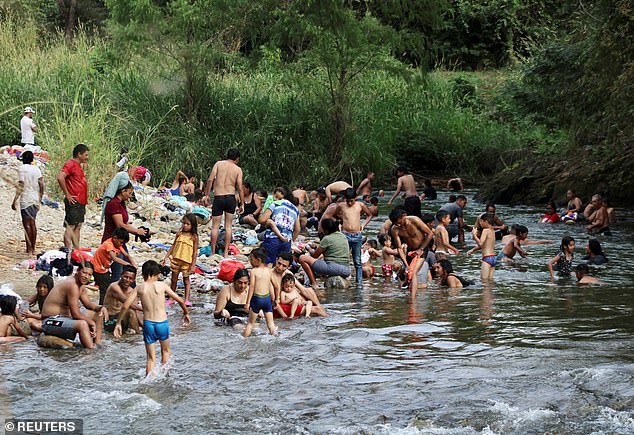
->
<box><xmin>1</xmin><ymin>191</ymin><xmax>633</xmax><ymax>434</ymax></box>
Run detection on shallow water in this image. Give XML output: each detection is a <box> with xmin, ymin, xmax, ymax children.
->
<box><xmin>1</xmin><ymin>191</ymin><xmax>633</xmax><ymax>434</ymax></box>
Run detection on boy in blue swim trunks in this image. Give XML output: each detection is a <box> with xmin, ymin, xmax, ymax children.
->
<box><xmin>243</xmin><ymin>248</ymin><xmax>279</xmax><ymax>337</ymax></box>
<box><xmin>467</xmin><ymin>213</ymin><xmax>497</xmax><ymax>281</ymax></box>
<box><xmin>114</xmin><ymin>260</ymin><xmax>190</xmax><ymax>376</ymax></box>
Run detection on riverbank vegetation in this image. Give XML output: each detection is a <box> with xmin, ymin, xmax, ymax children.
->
<box><xmin>0</xmin><ymin>1</ymin><xmax>632</xmax><ymax>200</ymax></box>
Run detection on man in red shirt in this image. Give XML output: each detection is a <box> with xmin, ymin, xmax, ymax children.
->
<box><xmin>57</xmin><ymin>143</ymin><xmax>89</xmax><ymax>249</ymax></box>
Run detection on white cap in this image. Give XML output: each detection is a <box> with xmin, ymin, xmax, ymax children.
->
<box><xmin>23</xmin><ymin>106</ymin><xmax>34</xmax><ymax>113</ymax></box>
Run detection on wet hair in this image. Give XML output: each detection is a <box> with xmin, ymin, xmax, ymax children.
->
<box><xmin>448</xmin><ymin>194</ymin><xmax>457</xmax><ymax>203</ymax></box>
<box><xmin>233</xmin><ymin>267</ymin><xmax>249</xmax><ymax>282</ymax></box>
<box><xmin>317</xmin><ymin>186</ymin><xmax>326</xmax><ymax>194</ymax></box>
<box><xmin>509</xmin><ymin>223</ymin><xmax>521</xmax><ymax>235</ymax></box>
<box><xmin>456</xmin><ymin>195</ymin><xmax>467</xmax><ymax>203</ymax></box>
<box><xmin>36</xmin><ymin>274</ymin><xmax>54</xmax><ymax>291</ymax></box>
<box><xmin>278</xmin><ymin>251</ymin><xmax>293</xmax><ymax>263</ymax></box>
<box><xmin>378</xmin><ymin>234</ymin><xmax>389</xmax><ymax>246</ymax></box>
<box><xmin>516</xmin><ymin>225</ymin><xmax>529</xmax><ymax>236</ymax></box>
<box><xmin>0</xmin><ymin>294</ymin><xmax>18</xmax><ymax>316</ymax></box>
<box><xmin>321</xmin><ymin>218</ymin><xmax>338</xmax><ymax>235</ymax></box>
<box><xmin>227</xmin><ymin>148</ymin><xmax>240</xmax><ymax>160</ymax></box>
<box><xmin>438</xmin><ymin>259</ymin><xmax>454</xmax><ymax>274</ymax></box>
<box><xmin>485</xmin><ymin>203</ymin><xmax>496</xmax><ymax>212</ymax></box>
<box><xmin>112</xmin><ymin>227</ymin><xmax>130</xmax><ymax>243</ymax></box>
<box><xmin>479</xmin><ymin>212</ymin><xmax>494</xmax><ymax>225</ymax></box>
<box><xmin>281</xmin><ymin>273</ymin><xmax>295</xmax><ymax>286</ymax></box>
<box><xmin>436</xmin><ymin>210</ymin><xmax>450</xmax><ymax>221</ymax></box>
<box><xmin>370</xmin><ymin>197</ymin><xmax>379</xmax><ymax>205</ymax></box>
<box><xmin>448</xmin><ymin>179</ymin><xmax>462</xmax><ymax>190</ymax></box>
<box><xmin>142</xmin><ymin>260</ymin><xmax>161</xmax><ymax>279</ymax></box>
<box><xmin>574</xmin><ymin>263</ymin><xmax>589</xmax><ymax>274</ymax></box>
<box><xmin>367</xmin><ymin>239</ymin><xmax>378</xmax><ymax>249</ymax></box>
<box><xmin>182</xmin><ymin>213</ymin><xmax>199</xmax><ymax>235</ymax></box>
<box><xmin>243</xmin><ymin>181</ymin><xmax>254</xmax><ymax>193</ymax></box>
<box><xmin>587</xmin><ymin>239</ymin><xmax>605</xmax><ymax>257</ymax></box>
<box><xmin>21</xmin><ymin>151</ymin><xmax>34</xmax><ymax>164</ymax></box>
<box><xmin>561</xmin><ymin>236</ymin><xmax>575</xmax><ymax>252</ymax></box>
<box><xmin>421</xmin><ymin>213</ymin><xmax>435</xmax><ymax>224</ymax></box>
<box><xmin>389</xmin><ymin>208</ymin><xmax>407</xmax><ymax>224</ymax></box>
<box><xmin>395</xmin><ymin>166</ymin><xmax>408</xmax><ymax>175</ymax></box>
<box><xmin>72</xmin><ymin>143</ymin><xmax>89</xmax><ymax>157</ymax></box>
<box><xmin>424</xmin><ymin>178</ymin><xmax>432</xmax><ymax>187</ymax></box>
<box><xmin>122</xmin><ymin>265</ymin><xmax>137</xmax><ymax>276</ymax></box>
<box><xmin>344</xmin><ymin>187</ymin><xmax>356</xmax><ymax>200</ymax></box>
<box><xmin>547</xmin><ymin>200</ymin><xmax>557</xmax><ymax>210</ymax></box>
<box><xmin>77</xmin><ymin>261</ymin><xmax>94</xmax><ymax>271</ymax></box>
<box><xmin>250</xmin><ymin>247</ymin><xmax>268</xmax><ymax>262</ymax></box>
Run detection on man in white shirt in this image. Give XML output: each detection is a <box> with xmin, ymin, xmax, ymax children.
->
<box><xmin>12</xmin><ymin>151</ymin><xmax>44</xmax><ymax>256</ymax></box>
<box><xmin>21</xmin><ymin>106</ymin><xmax>37</xmax><ymax>145</ymax></box>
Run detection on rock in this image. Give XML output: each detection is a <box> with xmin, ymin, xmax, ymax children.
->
<box><xmin>36</xmin><ymin>334</ymin><xmax>75</xmax><ymax>349</ymax></box>
<box><xmin>325</xmin><ymin>276</ymin><xmax>350</xmax><ymax>289</ymax></box>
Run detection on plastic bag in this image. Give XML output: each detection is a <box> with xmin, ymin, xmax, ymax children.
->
<box><xmin>217</xmin><ymin>259</ymin><xmax>246</xmax><ymax>282</ymax></box>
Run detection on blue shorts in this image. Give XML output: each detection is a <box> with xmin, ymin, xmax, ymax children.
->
<box><xmin>143</xmin><ymin>319</ymin><xmax>170</xmax><ymax>344</ymax></box>
<box><xmin>262</xmin><ymin>236</ymin><xmax>291</xmax><ymax>265</ymax></box>
<box><xmin>482</xmin><ymin>255</ymin><xmax>497</xmax><ymax>267</ymax></box>
<box><xmin>250</xmin><ymin>293</ymin><xmax>273</xmax><ymax>314</ymax></box>
<box><xmin>496</xmin><ymin>251</ymin><xmax>509</xmax><ymax>262</ymax></box>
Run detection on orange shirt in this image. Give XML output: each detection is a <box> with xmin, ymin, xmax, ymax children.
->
<box><xmin>92</xmin><ymin>238</ymin><xmax>123</xmax><ymax>274</ymax></box>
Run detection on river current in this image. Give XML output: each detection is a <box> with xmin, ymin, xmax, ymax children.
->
<box><xmin>1</xmin><ymin>190</ymin><xmax>633</xmax><ymax>434</ymax></box>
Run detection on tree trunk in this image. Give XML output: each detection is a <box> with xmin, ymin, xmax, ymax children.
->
<box><xmin>56</xmin><ymin>0</ymin><xmax>77</xmax><ymax>42</ymax></box>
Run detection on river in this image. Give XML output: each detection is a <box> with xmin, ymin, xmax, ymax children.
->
<box><xmin>1</xmin><ymin>190</ymin><xmax>633</xmax><ymax>434</ymax></box>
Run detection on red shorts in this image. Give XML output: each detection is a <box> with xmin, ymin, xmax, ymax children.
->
<box><xmin>382</xmin><ymin>264</ymin><xmax>393</xmax><ymax>276</ymax></box>
<box><xmin>274</xmin><ymin>303</ymin><xmax>304</xmax><ymax>318</ymax></box>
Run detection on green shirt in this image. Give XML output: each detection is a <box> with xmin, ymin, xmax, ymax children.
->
<box><xmin>320</xmin><ymin>232</ymin><xmax>349</xmax><ymax>265</ymax></box>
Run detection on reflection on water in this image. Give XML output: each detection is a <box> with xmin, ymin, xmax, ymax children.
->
<box><xmin>1</xmin><ymin>191</ymin><xmax>633</xmax><ymax>433</ymax></box>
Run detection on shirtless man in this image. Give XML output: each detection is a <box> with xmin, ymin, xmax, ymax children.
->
<box><xmin>387</xmin><ymin>167</ymin><xmax>421</xmax><ymax>219</ymax></box>
<box><xmin>40</xmin><ymin>262</ymin><xmax>108</xmax><ymax>349</ymax></box>
<box><xmin>356</xmin><ymin>172</ymin><xmax>383</xmax><ymax>201</ymax></box>
<box><xmin>317</xmin><ymin>196</ymin><xmax>343</xmax><ymax>237</ymax></box>
<box><xmin>204</xmin><ymin>149</ymin><xmax>244</xmax><ymax>257</ymax></box>
<box><xmin>336</xmin><ymin>188</ymin><xmax>374</xmax><ymax>284</ymax></box>
<box><xmin>271</xmin><ymin>252</ymin><xmax>323</xmax><ymax>310</ymax></box>
<box><xmin>103</xmin><ymin>265</ymin><xmax>142</xmax><ymax>334</ymax></box>
<box><xmin>292</xmin><ymin>185</ymin><xmax>310</xmax><ymax>206</ymax></box>
<box><xmin>388</xmin><ymin>207</ymin><xmax>433</xmax><ymax>295</ymax></box>
<box><xmin>325</xmin><ymin>181</ymin><xmax>352</xmax><ymax>203</ymax></box>
<box><xmin>307</xmin><ymin>187</ymin><xmax>329</xmax><ymax>231</ymax></box>
<box><xmin>585</xmin><ymin>194</ymin><xmax>610</xmax><ymax>234</ymax></box>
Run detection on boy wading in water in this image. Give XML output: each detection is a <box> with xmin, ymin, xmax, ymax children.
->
<box><xmin>467</xmin><ymin>213</ymin><xmax>497</xmax><ymax>281</ymax></box>
<box><xmin>114</xmin><ymin>261</ymin><xmax>190</xmax><ymax>376</ymax></box>
<box><xmin>243</xmin><ymin>248</ymin><xmax>279</xmax><ymax>337</ymax></box>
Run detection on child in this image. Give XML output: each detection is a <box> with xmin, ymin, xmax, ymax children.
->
<box><xmin>162</xmin><ymin>213</ymin><xmax>199</xmax><ymax>307</ymax></box>
<box><xmin>261</xmin><ymin>188</ymin><xmax>289</xmax><ymax>242</ymax></box>
<box><xmin>496</xmin><ymin>225</ymin><xmax>529</xmax><ymax>262</ymax></box>
<box><xmin>435</xmin><ymin>210</ymin><xmax>460</xmax><ymax>255</ymax></box>
<box><xmin>547</xmin><ymin>236</ymin><xmax>575</xmax><ymax>279</ymax></box>
<box><xmin>378</xmin><ymin>234</ymin><xmax>401</xmax><ymax>280</ymax></box>
<box><xmin>467</xmin><ymin>213</ymin><xmax>496</xmax><ymax>280</ymax></box>
<box><xmin>277</xmin><ymin>274</ymin><xmax>313</xmax><ymax>319</ymax></box>
<box><xmin>22</xmin><ymin>274</ymin><xmax>54</xmax><ymax>332</ymax></box>
<box><xmin>361</xmin><ymin>239</ymin><xmax>381</xmax><ymax>278</ymax></box>
<box><xmin>92</xmin><ymin>227</ymin><xmax>137</xmax><ymax>304</ymax></box>
<box><xmin>114</xmin><ymin>260</ymin><xmax>190</xmax><ymax>376</ymax></box>
<box><xmin>0</xmin><ymin>294</ymin><xmax>29</xmax><ymax>343</ymax></box>
<box><xmin>243</xmin><ymin>248</ymin><xmax>279</xmax><ymax>337</ymax></box>
<box><xmin>367</xmin><ymin>197</ymin><xmax>379</xmax><ymax>217</ymax></box>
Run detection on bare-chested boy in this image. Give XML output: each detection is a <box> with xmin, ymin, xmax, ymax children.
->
<box><xmin>434</xmin><ymin>210</ymin><xmax>460</xmax><ymax>255</ymax></box>
<box><xmin>103</xmin><ymin>265</ymin><xmax>142</xmax><ymax>335</ymax></box>
<box><xmin>325</xmin><ymin>181</ymin><xmax>353</xmax><ymax>203</ymax></box>
<box><xmin>41</xmin><ymin>262</ymin><xmax>108</xmax><ymax>349</ymax></box>
<box><xmin>467</xmin><ymin>213</ymin><xmax>496</xmax><ymax>280</ymax></box>
<box><xmin>244</xmin><ymin>248</ymin><xmax>279</xmax><ymax>337</ymax></box>
<box><xmin>387</xmin><ymin>167</ymin><xmax>421</xmax><ymax>219</ymax></box>
<box><xmin>204</xmin><ymin>148</ymin><xmax>244</xmax><ymax>257</ymax></box>
<box><xmin>114</xmin><ymin>261</ymin><xmax>190</xmax><ymax>376</ymax></box>
<box><xmin>336</xmin><ymin>188</ymin><xmax>374</xmax><ymax>285</ymax></box>
<box><xmin>494</xmin><ymin>225</ymin><xmax>529</xmax><ymax>262</ymax></box>
<box><xmin>388</xmin><ymin>208</ymin><xmax>433</xmax><ymax>296</ymax></box>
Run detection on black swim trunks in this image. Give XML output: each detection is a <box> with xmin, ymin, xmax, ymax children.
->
<box><xmin>212</xmin><ymin>194</ymin><xmax>237</xmax><ymax>217</ymax></box>
<box><xmin>404</xmin><ymin>195</ymin><xmax>422</xmax><ymax>219</ymax></box>
<box><xmin>63</xmin><ymin>199</ymin><xmax>86</xmax><ymax>226</ymax></box>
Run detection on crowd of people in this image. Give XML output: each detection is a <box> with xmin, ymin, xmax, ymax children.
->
<box><xmin>2</xmin><ymin>122</ymin><xmax>616</xmax><ymax>374</ymax></box>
